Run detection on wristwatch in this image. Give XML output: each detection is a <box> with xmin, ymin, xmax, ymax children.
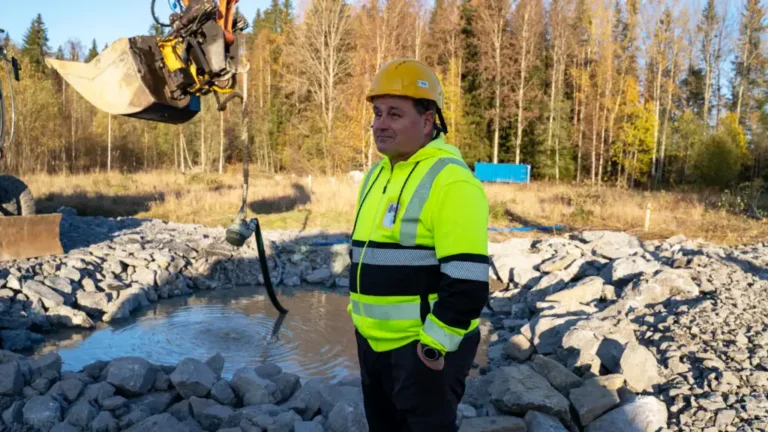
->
<box><xmin>421</xmin><ymin>344</ymin><xmax>443</xmax><ymax>361</ymax></box>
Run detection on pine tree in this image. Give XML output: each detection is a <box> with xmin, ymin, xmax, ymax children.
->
<box><xmin>85</xmin><ymin>39</ymin><xmax>99</xmax><ymax>62</ymax></box>
<box><xmin>698</xmin><ymin>0</ymin><xmax>718</xmax><ymax>124</ymax></box>
<box><xmin>21</xmin><ymin>14</ymin><xmax>50</xmax><ymax>72</ymax></box>
<box><xmin>732</xmin><ymin>0</ymin><xmax>767</xmax><ymax>125</ymax></box>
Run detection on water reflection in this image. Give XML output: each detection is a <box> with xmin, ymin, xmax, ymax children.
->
<box><xmin>32</xmin><ymin>286</ymin><xmax>490</xmax><ymax>384</ymax></box>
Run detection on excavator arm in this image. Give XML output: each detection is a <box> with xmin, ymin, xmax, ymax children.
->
<box><xmin>45</xmin><ymin>0</ymin><xmax>247</xmax><ymax>125</ymax></box>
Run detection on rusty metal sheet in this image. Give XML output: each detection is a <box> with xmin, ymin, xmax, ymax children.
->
<box><xmin>44</xmin><ymin>38</ymin><xmax>154</xmax><ymax>115</ymax></box>
<box><xmin>0</xmin><ymin>214</ymin><xmax>64</xmax><ymax>261</ymax></box>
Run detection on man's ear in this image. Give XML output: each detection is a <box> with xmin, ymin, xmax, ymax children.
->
<box><xmin>423</xmin><ymin>111</ymin><xmax>436</xmax><ymax>135</ymax></box>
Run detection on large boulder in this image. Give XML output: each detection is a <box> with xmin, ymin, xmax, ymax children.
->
<box><xmin>530</xmin><ymin>355</ymin><xmax>582</xmax><ymax>393</ymax></box>
<box><xmin>524</xmin><ymin>411</ymin><xmax>568</xmax><ymax>432</ymax></box>
<box><xmin>584</xmin><ymin>396</ymin><xmax>667</xmax><ymax>432</ymax></box>
<box><xmin>230</xmin><ymin>367</ymin><xmax>280</xmax><ymax>406</ymax></box>
<box><xmin>622</xmin><ymin>270</ymin><xmax>699</xmax><ymax>306</ymax></box>
<box><xmin>619</xmin><ymin>342</ymin><xmax>661</xmax><ymax>392</ymax></box>
<box><xmin>23</xmin><ymin>396</ymin><xmax>62</xmax><ymax>432</ymax></box>
<box><xmin>103</xmin><ymin>288</ymin><xmax>150</xmax><ymax>322</ymax></box>
<box><xmin>545</xmin><ymin>277</ymin><xmax>604</xmax><ymax>307</ymax></box>
<box><xmin>520</xmin><ymin>307</ymin><xmax>593</xmax><ymax>355</ymax></box>
<box><xmin>602</xmin><ymin>257</ymin><xmax>660</xmax><ymax>285</ymax></box>
<box><xmin>0</xmin><ymin>361</ymin><xmax>23</xmax><ymax>396</ymax></box>
<box><xmin>105</xmin><ymin>357</ymin><xmax>157</xmax><ymax>396</ymax></box>
<box><xmin>327</xmin><ymin>395</ymin><xmax>368</xmax><ymax>432</ymax></box>
<box><xmin>22</xmin><ymin>280</ymin><xmax>65</xmax><ymax>309</ymax></box>
<box><xmin>458</xmin><ymin>416</ymin><xmax>526</xmax><ymax>432</ymax></box>
<box><xmin>47</xmin><ymin>305</ymin><xmax>95</xmax><ymax>328</ymax></box>
<box><xmin>488</xmin><ymin>364</ymin><xmax>573</xmax><ymax>428</ymax></box>
<box><xmin>125</xmin><ymin>413</ymin><xmax>189</xmax><ymax>432</ymax></box>
<box><xmin>169</xmin><ymin>358</ymin><xmax>218</xmax><ymax>399</ymax></box>
<box><xmin>569</xmin><ymin>381</ymin><xmax>620</xmax><ymax>426</ymax></box>
<box><xmin>579</xmin><ymin>231</ymin><xmax>642</xmax><ymax>259</ymax></box>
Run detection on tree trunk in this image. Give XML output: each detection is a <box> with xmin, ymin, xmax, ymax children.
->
<box><xmin>515</xmin><ymin>3</ymin><xmax>531</xmax><ymax>165</ymax></box>
<box><xmin>107</xmin><ymin>114</ymin><xmax>112</xmax><ymax>173</ymax></box>
<box><xmin>200</xmin><ymin>99</ymin><xmax>206</xmax><ymax>172</ymax></box>
<box><xmin>493</xmin><ymin>17</ymin><xmax>502</xmax><ymax>164</ymax></box>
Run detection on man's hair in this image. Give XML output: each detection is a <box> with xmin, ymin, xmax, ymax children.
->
<box><xmin>413</xmin><ymin>98</ymin><xmax>438</xmax><ymax>116</ymax></box>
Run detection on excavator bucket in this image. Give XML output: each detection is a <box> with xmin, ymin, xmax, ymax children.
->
<box><xmin>45</xmin><ymin>37</ymin><xmax>200</xmax><ymax>125</ymax></box>
<box><xmin>0</xmin><ymin>214</ymin><xmax>64</xmax><ymax>261</ymax></box>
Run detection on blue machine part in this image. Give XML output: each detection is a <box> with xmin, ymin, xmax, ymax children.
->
<box><xmin>474</xmin><ymin>162</ymin><xmax>531</xmax><ymax>183</ymax></box>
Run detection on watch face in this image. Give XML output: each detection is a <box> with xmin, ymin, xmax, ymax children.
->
<box><xmin>423</xmin><ymin>346</ymin><xmax>440</xmax><ymax>361</ymax></box>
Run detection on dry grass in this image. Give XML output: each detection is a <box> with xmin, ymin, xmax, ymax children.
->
<box><xmin>22</xmin><ymin>170</ymin><xmax>767</xmax><ymax>245</ymax></box>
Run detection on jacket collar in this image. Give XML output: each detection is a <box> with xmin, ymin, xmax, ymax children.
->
<box><xmin>382</xmin><ymin>135</ymin><xmax>462</xmax><ymax>168</ymax></box>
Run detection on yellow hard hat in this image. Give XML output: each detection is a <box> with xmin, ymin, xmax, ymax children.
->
<box><xmin>366</xmin><ymin>58</ymin><xmax>444</xmax><ymax>109</ymax></box>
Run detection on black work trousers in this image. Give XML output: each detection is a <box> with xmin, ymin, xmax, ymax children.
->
<box><xmin>355</xmin><ymin>329</ymin><xmax>481</xmax><ymax>432</ymax></box>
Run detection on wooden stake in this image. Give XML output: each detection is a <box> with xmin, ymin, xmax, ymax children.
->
<box><xmin>644</xmin><ymin>202</ymin><xmax>652</xmax><ymax>232</ymax></box>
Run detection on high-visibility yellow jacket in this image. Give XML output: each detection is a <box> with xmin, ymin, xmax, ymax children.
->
<box><xmin>348</xmin><ymin>135</ymin><xmax>490</xmax><ymax>354</ymax></box>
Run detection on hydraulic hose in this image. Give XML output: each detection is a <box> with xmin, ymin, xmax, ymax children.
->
<box><xmin>254</xmin><ymin>219</ymin><xmax>289</xmax><ymax>314</ymax></box>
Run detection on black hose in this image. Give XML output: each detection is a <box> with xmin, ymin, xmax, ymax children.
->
<box><xmin>253</xmin><ymin>218</ymin><xmax>289</xmax><ymax>314</ymax></box>
<box><xmin>152</xmin><ymin>0</ymin><xmax>172</xmax><ymax>27</ymax></box>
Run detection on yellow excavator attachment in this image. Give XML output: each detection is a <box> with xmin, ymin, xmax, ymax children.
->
<box><xmin>45</xmin><ymin>37</ymin><xmax>200</xmax><ymax>125</ymax></box>
<box><xmin>0</xmin><ymin>214</ymin><xmax>64</xmax><ymax>261</ymax></box>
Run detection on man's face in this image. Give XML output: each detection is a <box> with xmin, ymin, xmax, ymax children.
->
<box><xmin>372</xmin><ymin>96</ymin><xmax>434</xmax><ymax>161</ymax></box>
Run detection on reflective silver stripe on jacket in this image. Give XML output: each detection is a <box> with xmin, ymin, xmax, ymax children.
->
<box><xmin>351</xmin><ymin>246</ymin><xmax>438</xmax><ymax>266</ymax></box>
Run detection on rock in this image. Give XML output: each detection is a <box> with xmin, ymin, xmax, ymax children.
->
<box><xmin>102</xmin><ymin>288</ymin><xmax>149</xmax><ymax>322</ymax></box>
<box><xmin>124</xmin><ymin>413</ymin><xmax>189</xmax><ymax>432</ymax></box>
<box><xmin>230</xmin><ymin>367</ymin><xmax>280</xmax><ymax>406</ymax></box>
<box><xmin>604</xmin><ymin>257</ymin><xmax>660</xmax><ymax>285</ymax></box>
<box><xmin>29</xmin><ymin>353</ymin><xmax>63</xmax><ymax>382</ymax></box>
<box><xmin>198</xmin><ymin>403</ymin><xmax>234</xmax><ymax>431</ymax></box>
<box><xmin>526</xmin><ymin>274</ymin><xmax>567</xmax><ymax>309</ymax></box>
<box><xmin>75</xmin><ymin>292</ymin><xmax>112</xmax><ymax>315</ymax></box>
<box><xmin>619</xmin><ymin>342</ymin><xmax>661</xmax><ymax>392</ymax></box>
<box><xmin>569</xmin><ymin>381</ymin><xmax>620</xmax><ymax>426</ymax></box>
<box><xmin>47</xmin><ymin>379</ymin><xmax>84</xmax><ymax>403</ymax></box>
<box><xmin>44</xmin><ymin>277</ymin><xmax>74</xmax><ymax>295</ymax></box>
<box><xmin>327</xmin><ymin>396</ymin><xmax>367</xmax><ymax>432</ymax></box>
<box><xmin>47</xmin><ymin>305</ymin><xmax>95</xmax><ymax>328</ymax></box>
<box><xmin>520</xmin><ymin>312</ymin><xmax>587</xmax><ymax>355</ymax></box>
<box><xmin>305</xmin><ymin>268</ymin><xmax>333</xmax><ymax>284</ymax></box>
<box><xmin>167</xmin><ymin>400</ymin><xmax>192</xmax><ymax>422</ymax></box>
<box><xmin>586</xmin><ymin>375</ymin><xmax>625</xmax><ymax>391</ymax></box>
<box><xmin>530</xmin><ymin>355</ymin><xmax>583</xmax><ymax>393</ymax></box>
<box><xmin>254</xmin><ymin>363</ymin><xmax>283</xmax><ymax>380</ymax></box>
<box><xmin>1</xmin><ymin>329</ymin><xmax>45</xmax><ymax>351</ymax></box>
<box><xmin>59</xmin><ymin>267</ymin><xmax>82</xmax><ymax>283</ymax></box>
<box><xmin>0</xmin><ymin>361</ymin><xmax>24</xmax><ymax>396</ymax></box>
<box><xmin>169</xmin><ymin>358</ymin><xmax>217</xmax><ymax>399</ymax></box>
<box><xmin>50</xmin><ymin>422</ymin><xmax>80</xmax><ymax>432</ymax></box>
<box><xmin>524</xmin><ymin>411</ymin><xmax>568</xmax><ymax>432</ymax></box>
<box><xmin>581</xmin><ymin>231</ymin><xmax>641</xmax><ymax>259</ymax></box>
<box><xmin>105</xmin><ymin>357</ymin><xmax>157</xmax><ymax>396</ymax></box>
<box><xmin>130</xmin><ymin>391</ymin><xmax>178</xmax><ymax>415</ymax></box>
<box><xmin>715</xmin><ymin>409</ymin><xmax>736</xmax><ymax>428</ymax></box>
<box><xmin>584</xmin><ymin>396</ymin><xmax>667</xmax><ymax>432</ymax></box>
<box><xmin>188</xmin><ymin>397</ymin><xmax>218</xmax><ymax>423</ymax></box>
<box><xmin>23</xmin><ymin>396</ymin><xmax>62</xmax><ymax>432</ymax></box>
<box><xmin>64</xmin><ymin>400</ymin><xmax>99</xmax><ymax>428</ymax></box>
<box><xmin>488</xmin><ymin>364</ymin><xmax>572</xmax><ymax>428</ymax></box>
<box><xmin>513</xmin><ymin>268</ymin><xmax>543</xmax><ymax>289</ymax></box>
<box><xmin>539</xmin><ymin>254</ymin><xmax>579</xmax><ymax>273</ymax></box>
<box><xmin>459</xmin><ymin>416</ymin><xmax>526</xmax><ymax>432</ymax></box>
<box><xmin>622</xmin><ymin>269</ymin><xmax>699</xmax><ymax>306</ymax></box>
<box><xmin>271</xmin><ymin>373</ymin><xmax>301</xmax><ymax>403</ymax></box>
<box><xmin>505</xmin><ymin>334</ymin><xmax>534</xmax><ymax>362</ymax></box>
<box><xmin>22</xmin><ymin>280</ymin><xmax>65</xmax><ymax>309</ymax></box>
<box><xmin>119</xmin><ymin>406</ymin><xmax>151</xmax><ymax>429</ymax></box>
<box><xmin>3</xmin><ymin>400</ymin><xmax>24</xmax><ymax>426</ymax></box>
<box><xmin>210</xmin><ymin>380</ymin><xmax>236</xmax><ymax>406</ymax></box>
<box><xmin>204</xmin><ymin>353</ymin><xmax>224</xmax><ymax>378</ymax></box>
<box><xmin>154</xmin><ymin>371</ymin><xmax>170</xmax><ymax>391</ymax></box>
<box><xmin>296</xmin><ymin>420</ymin><xmax>325</xmax><ymax>432</ymax></box>
<box><xmin>545</xmin><ymin>276</ymin><xmax>604</xmax><ymax>307</ymax></box>
<box><xmin>90</xmin><ymin>411</ymin><xmax>119</xmax><ymax>432</ymax></box>
<box><xmin>132</xmin><ymin>268</ymin><xmax>157</xmax><ymax>287</ymax></box>
<box><xmin>100</xmin><ymin>396</ymin><xmax>127</xmax><ymax>411</ymax></box>
<box><xmin>82</xmin><ymin>382</ymin><xmax>115</xmax><ymax>405</ymax></box>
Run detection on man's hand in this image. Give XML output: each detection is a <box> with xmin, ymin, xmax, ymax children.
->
<box><xmin>417</xmin><ymin>342</ymin><xmax>445</xmax><ymax>371</ymax></box>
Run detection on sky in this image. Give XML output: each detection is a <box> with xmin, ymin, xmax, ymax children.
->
<box><xmin>3</xmin><ymin>0</ymin><xmax>272</xmax><ymax>53</ymax></box>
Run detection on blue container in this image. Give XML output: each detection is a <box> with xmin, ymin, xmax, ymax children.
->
<box><xmin>474</xmin><ymin>162</ymin><xmax>530</xmax><ymax>183</ymax></box>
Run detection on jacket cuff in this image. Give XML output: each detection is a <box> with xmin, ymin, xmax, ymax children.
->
<box><xmin>419</xmin><ymin>314</ymin><xmax>464</xmax><ymax>354</ymax></box>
